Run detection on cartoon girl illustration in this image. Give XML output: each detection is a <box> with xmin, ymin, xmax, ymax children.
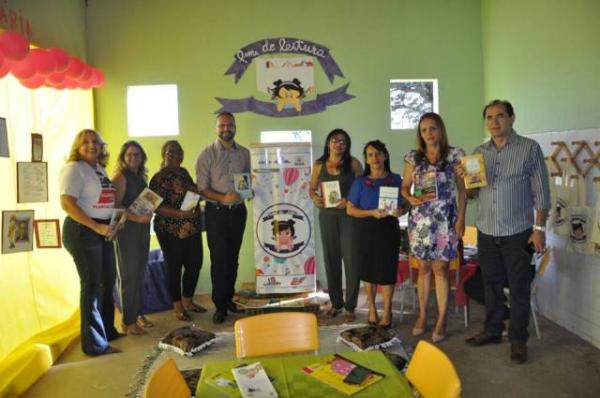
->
<box><xmin>7</xmin><ymin>215</ymin><xmax>17</xmax><ymax>248</ymax></box>
<box><xmin>265</xmin><ymin>219</ymin><xmax>304</xmax><ymax>254</ymax></box>
<box><xmin>270</xmin><ymin>79</ymin><xmax>306</xmax><ymax>113</ymax></box>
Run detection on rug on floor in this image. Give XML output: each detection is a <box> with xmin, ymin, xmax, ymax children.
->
<box><xmin>125</xmin><ymin>323</ymin><xmax>412</xmax><ymax>398</ymax></box>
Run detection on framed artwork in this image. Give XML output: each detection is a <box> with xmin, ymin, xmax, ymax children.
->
<box><xmin>390</xmin><ymin>79</ymin><xmax>439</xmax><ymax>130</ymax></box>
<box><xmin>34</xmin><ymin>219</ymin><xmax>61</xmax><ymax>248</ymax></box>
<box><xmin>17</xmin><ymin>162</ymin><xmax>48</xmax><ymax>203</ymax></box>
<box><xmin>2</xmin><ymin>210</ymin><xmax>35</xmax><ymax>254</ymax></box>
<box><xmin>0</xmin><ymin>117</ymin><xmax>8</xmax><ymax>158</ymax></box>
<box><xmin>31</xmin><ymin>133</ymin><xmax>43</xmax><ymax>162</ymax></box>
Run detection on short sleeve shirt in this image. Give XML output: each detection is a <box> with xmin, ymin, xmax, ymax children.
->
<box><xmin>347</xmin><ymin>173</ymin><xmax>403</xmax><ymax>210</ymax></box>
<box><xmin>59</xmin><ymin>161</ymin><xmax>115</xmax><ymax>219</ymax></box>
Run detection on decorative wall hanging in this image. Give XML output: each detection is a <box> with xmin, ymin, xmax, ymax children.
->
<box><xmin>2</xmin><ymin>210</ymin><xmax>34</xmax><ymax>254</ymax></box>
<box><xmin>0</xmin><ymin>30</ymin><xmax>105</xmax><ymax>90</ymax></box>
<box><xmin>31</xmin><ymin>133</ymin><xmax>42</xmax><ymax>161</ymax></box>
<box><xmin>390</xmin><ymin>79</ymin><xmax>438</xmax><ymax>130</ymax></box>
<box><xmin>546</xmin><ymin>140</ymin><xmax>600</xmax><ymax>181</ymax></box>
<box><xmin>216</xmin><ymin>37</ymin><xmax>354</xmax><ymax>117</ymax></box>
<box><xmin>33</xmin><ymin>219</ymin><xmax>61</xmax><ymax>249</ymax></box>
<box><xmin>0</xmin><ymin>116</ymin><xmax>8</xmax><ymax>157</ymax></box>
<box><xmin>17</xmin><ymin>161</ymin><xmax>48</xmax><ymax>203</ymax></box>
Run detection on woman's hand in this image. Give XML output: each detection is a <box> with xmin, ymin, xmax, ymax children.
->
<box><xmin>455</xmin><ymin>217</ymin><xmax>465</xmax><ymax>238</ymax></box>
<box><xmin>389</xmin><ymin>208</ymin><xmax>402</xmax><ymax>218</ymax></box>
<box><xmin>406</xmin><ymin>195</ymin><xmax>423</xmax><ymax>207</ymax></box>
<box><xmin>93</xmin><ymin>222</ymin><xmax>112</xmax><ymax>237</ymax></box>
<box><xmin>454</xmin><ymin>163</ymin><xmax>466</xmax><ymax>179</ymax></box>
<box><xmin>335</xmin><ymin>198</ymin><xmax>348</xmax><ymax>209</ymax></box>
<box><xmin>179</xmin><ymin>209</ymin><xmax>196</xmax><ymax>219</ymax></box>
<box><xmin>311</xmin><ymin>194</ymin><xmax>324</xmax><ymax>208</ymax></box>
<box><xmin>371</xmin><ymin>209</ymin><xmax>387</xmax><ymax>219</ymax></box>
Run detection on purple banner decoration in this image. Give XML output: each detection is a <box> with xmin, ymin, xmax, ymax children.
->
<box><xmin>215</xmin><ymin>84</ymin><xmax>354</xmax><ymax>118</ymax></box>
<box><xmin>225</xmin><ymin>37</ymin><xmax>344</xmax><ymax>84</ymax></box>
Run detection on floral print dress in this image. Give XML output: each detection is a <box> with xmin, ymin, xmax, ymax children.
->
<box><xmin>405</xmin><ymin>147</ymin><xmax>465</xmax><ymax>261</ymax></box>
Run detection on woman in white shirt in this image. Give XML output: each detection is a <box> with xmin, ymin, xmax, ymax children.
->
<box><xmin>60</xmin><ymin>129</ymin><xmax>121</xmax><ymax>356</ymax></box>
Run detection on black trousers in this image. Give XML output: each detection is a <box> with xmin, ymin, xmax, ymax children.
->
<box><xmin>478</xmin><ymin>228</ymin><xmax>533</xmax><ymax>342</ymax></box>
<box><xmin>155</xmin><ymin>231</ymin><xmax>203</xmax><ymax>302</ymax></box>
<box><xmin>205</xmin><ymin>203</ymin><xmax>247</xmax><ymax>312</ymax></box>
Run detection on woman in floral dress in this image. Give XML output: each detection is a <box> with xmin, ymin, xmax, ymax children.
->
<box><xmin>401</xmin><ymin>113</ymin><xmax>467</xmax><ymax>342</ymax></box>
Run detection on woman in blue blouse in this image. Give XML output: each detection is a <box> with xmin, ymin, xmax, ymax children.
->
<box><xmin>347</xmin><ymin>140</ymin><xmax>403</xmax><ymax>328</ymax></box>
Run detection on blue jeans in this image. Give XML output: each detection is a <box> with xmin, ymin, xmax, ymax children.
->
<box><xmin>63</xmin><ymin>217</ymin><xmax>117</xmax><ymax>355</ymax></box>
<box><xmin>478</xmin><ymin>228</ymin><xmax>533</xmax><ymax>342</ymax></box>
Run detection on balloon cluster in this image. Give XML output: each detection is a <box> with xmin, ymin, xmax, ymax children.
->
<box><xmin>0</xmin><ymin>31</ymin><xmax>104</xmax><ymax>90</ymax></box>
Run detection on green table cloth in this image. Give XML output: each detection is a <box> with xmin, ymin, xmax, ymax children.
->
<box><xmin>197</xmin><ymin>350</ymin><xmax>412</xmax><ymax>397</ymax></box>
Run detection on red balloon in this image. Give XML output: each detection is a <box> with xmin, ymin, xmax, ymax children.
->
<box><xmin>47</xmin><ymin>47</ymin><xmax>70</xmax><ymax>73</ymax></box>
<box><xmin>65</xmin><ymin>78</ymin><xmax>80</xmax><ymax>89</ymax></box>
<box><xmin>91</xmin><ymin>68</ymin><xmax>105</xmax><ymax>87</ymax></box>
<box><xmin>283</xmin><ymin>168</ymin><xmax>300</xmax><ymax>186</ymax></box>
<box><xmin>0</xmin><ymin>31</ymin><xmax>30</xmax><ymax>61</ymax></box>
<box><xmin>65</xmin><ymin>56</ymin><xmax>84</xmax><ymax>79</ymax></box>
<box><xmin>29</xmin><ymin>49</ymin><xmax>56</xmax><ymax>76</ymax></box>
<box><xmin>0</xmin><ymin>51</ymin><xmax>12</xmax><ymax>78</ymax></box>
<box><xmin>20</xmin><ymin>75</ymin><xmax>45</xmax><ymax>89</ymax></box>
<box><xmin>47</xmin><ymin>72</ymin><xmax>66</xmax><ymax>86</ymax></box>
<box><xmin>10</xmin><ymin>53</ymin><xmax>36</xmax><ymax>79</ymax></box>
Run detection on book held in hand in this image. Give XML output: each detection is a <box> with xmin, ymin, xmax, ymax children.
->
<box><xmin>302</xmin><ymin>354</ymin><xmax>384</xmax><ymax>395</ymax></box>
<box><xmin>231</xmin><ymin>362</ymin><xmax>278</xmax><ymax>398</ymax></box>
<box><xmin>234</xmin><ymin>173</ymin><xmax>253</xmax><ymax>199</ymax></box>
<box><xmin>321</xmin><ymin>180</ymin><xmax>342</xmax><ymax>208</ymax></box>
<box><xmin>413</xmin><ymin>170</ymin><xmax>438</xmax><ymax>202</ymax></box>
<box><xmin>460</xmin><ymin>154</ymin><xmax>487</xmax><ymax>188</ymax></box>
<box><xmin>128</xmin><ymin>188</ymin><xmax>163</xmax><ymax>216</ymax></box>
<box><xmin>180</xmin><ymin>191</ymin><xmax>201</xmax><ymax>211</ymax></box>
<box><xmin>106</xmin><ymin>208</ymin><xmax>127</xmax><ymax>241</ymax></box>
<box><xmin>378</xmin><ymin>186</ymin><xmax>399</xmax><ymax>215</ymax></box>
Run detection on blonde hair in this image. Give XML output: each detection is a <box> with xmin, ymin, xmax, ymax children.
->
<box><xmin>66</xmin><ymin>129</ymin><xmax>109</xmax><ymax>167</ymax></box>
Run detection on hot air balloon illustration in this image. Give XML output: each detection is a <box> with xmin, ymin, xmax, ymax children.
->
<box><xmin>304</xmin><ymin>256</ymin><xmax>316</xmax><ymax>274</ymax></box>
<box><xmin>283</xmin><ymin>167</ymin><xmax>299</xmax><ymax>186</ymax></box>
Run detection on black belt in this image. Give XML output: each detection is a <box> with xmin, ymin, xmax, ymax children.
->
<box><xmin>92</xmin><ymin>218</ymin><xmax>111</xmax><ymax>225</ymax></box>
<box><xmin>206</xmin><ymin>202</ymin><xmax>244</xmax><ymax>210</ymax></box>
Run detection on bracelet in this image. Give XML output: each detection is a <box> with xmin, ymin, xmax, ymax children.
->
<box><xmin>533</xmin><ymin>225</ymin><xmax>546</xmax><ymax>232</ymax></box>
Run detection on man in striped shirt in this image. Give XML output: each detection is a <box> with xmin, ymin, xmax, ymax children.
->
<box><xmin>461</xmin><ymin>100</ymin><xmax>550</xmax><ymax>364</ymax></box>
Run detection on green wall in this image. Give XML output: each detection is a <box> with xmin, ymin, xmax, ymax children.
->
<box><xmin>482</xmin><ymin>0</ymin><xmax>600</xmax><ymax>132</ymax></box>
<box><xmin>86</xmin><ymin>0</ymin><xmax>485</xmax><ymax>292</ymax></box>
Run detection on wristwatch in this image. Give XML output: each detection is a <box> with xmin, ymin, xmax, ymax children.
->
<box><xmin>533</xmin><ymin>225</ymin><xmax>546</xmax><ymax>232</ymax></box>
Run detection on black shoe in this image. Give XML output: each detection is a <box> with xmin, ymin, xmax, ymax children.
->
<box><xmin>510</xmin><ymin>342</ymin><xmax>527</xmax><ymax>364</ymax></box>
<box><xmin>465</xmin><ymin>330</ymin><xmax>502</xmax><ymax>347</ymax></box>
<box><xmin>106</xmin><ymin>330</ymin><xmax>126</xmax><ymax>341</ymax></box>
<box><xmin>228</xmin><ymin>303</ymin><xmax>244</xmax><ymax>314</ymax></box>
<box><xmin>212</xmin><ymin>310</ymin><xmax>227</xmax><ymax>324</ymax></box>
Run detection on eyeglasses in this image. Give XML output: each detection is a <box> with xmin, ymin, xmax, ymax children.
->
<box><xmin>331</xmin><ymin>138</ymin><xmax>347</xmax><ymax>145</ymax></box>
<box><xmin>165</xmin><ymin>150</ymin><xmax>182</xmax><ymax>155</ymax></box>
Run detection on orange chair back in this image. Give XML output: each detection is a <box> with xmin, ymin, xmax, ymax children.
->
<box><xmin>406</xmin><ymin>340</ymin><xmax>461</xmax><ymax>398</ymax></box>
<box><xmin>145</xmin><ymin>358</ymin><xmax>191</xmax><ymax>398</ymax></box>
<box><xmin>234</xmin><ymin>312</ymin><xmax>319</xmax><ymax>358</ymax></box>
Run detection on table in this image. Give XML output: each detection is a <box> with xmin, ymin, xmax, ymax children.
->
<box><xmin>197</xmin><ymin>350</ymin><xmax>413</xmax><ymax>397</ymax></box>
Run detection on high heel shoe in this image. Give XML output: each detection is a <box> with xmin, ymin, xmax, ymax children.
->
<box><xmin>432</xmin><ymin>332</ymin><xmax>446</xmax><ymax>343</ymax></box>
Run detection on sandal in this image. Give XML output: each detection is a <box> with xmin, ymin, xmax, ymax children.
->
<box><xmin>183</xmin><ymin>303</ymin><xmax>208</xmax><ymax>313</ymax></box>
<box><xmin>174</xmin><ymin>311</ymin><xmax>191</xmax><ymax>322</ymax></box>
<box><xmin>125</xmin><ymin>323</ymin><xmax>147</xmax><ymax>336</ymax></box>
<box><xmin>137</xmin><ymin>315</ymin><xmax>154</xmax><ymax>328</ymax></box>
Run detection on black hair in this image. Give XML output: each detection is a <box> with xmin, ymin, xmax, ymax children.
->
<box><xmin>271</xmin><ymin>219</ymin><xmax>296</xmax><ymax>238</ymax></box>
<box><xmin>482</xmin><ymin>99</ymin><xmax>514</xmax><ymax>118</ymax></box>
<box><xmin>362</xmin><ymin>140</ymin><xmax>391</xmax><ymax>176</ymax></box>
<box><xmin>316</xmin><ymin>129</ymin><xmax>352</xmax><ymax>173</ymax></box>
<box><xmin>271</xmin><ymin>79</ymin><xmax>305</xmax><ymax>100</ymax></box>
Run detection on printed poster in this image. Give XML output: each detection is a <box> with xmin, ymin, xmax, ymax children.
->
<box><xmin>251</xmin><ymin>143</ymin><xmax>316</xmax><ymax>294</ymax></box>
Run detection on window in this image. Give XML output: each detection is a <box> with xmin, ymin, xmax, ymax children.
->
<box><xmin>260</xmin><ymin>130</ymin><xmax>312</xmax><ymax>143</ymax></box>
<box><xmin>127</xmin><ymin>84</ymin><xmax>179</xmax><ymax>137</ymax></box>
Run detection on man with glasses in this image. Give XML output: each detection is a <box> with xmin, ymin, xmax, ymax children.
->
<box><xmin>196</xmin><ymin>112</ymin><xmax>250</xmax><ymax>324</ymax></box>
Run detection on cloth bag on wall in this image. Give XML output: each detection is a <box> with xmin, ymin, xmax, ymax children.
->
<box><xmin>549</xmin><ymin>162</ymin><xmax>576</xmax><ymax>236</ymax></box>
<box><xmin>566</xmin><ymin>176</ymin><xmax>593</xmax><ymax>254</ymax></box>
<box><xmin>589</xmin><ymin>189</ymin><xmax>600</xmax><ymax>257</ymax></box>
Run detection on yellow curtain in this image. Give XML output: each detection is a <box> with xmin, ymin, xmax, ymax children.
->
<box><xmin>0</xmin><ymin>73</ymin><xmax>94</xmax><ymax>395</ymax></box>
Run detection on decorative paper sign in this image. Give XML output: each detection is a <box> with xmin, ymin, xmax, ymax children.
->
<box><xmin>34</xmin><ymin>219</ymin><xmax>61</xmax><ymax>248</ymax></box>
<box><xmin>2</xmin><ymin>210</ymin><xmax>34</xmax><ymax>254</ymax></box>
<box><xmin>17</xmin><ymin>162</ymin><xmax>48</xmax><ymax>203</ymax></box>
<box><xmin>0</xmin><ymin>117</ymin><xmax>8</xmax><ymax>158</ymax></box>
<box><xmin>390</xmin><ymin>79</ymin><xmax>438</xmax><ymax>130</ymax></box>
<box><xmin>251</xmin><ymin>143</ymin><xmax>316</xmax><ymax>294</ymax></box>
<box><xmin>217</xmin><ymin>37</ymin><xmax>354</xmax><ymax>117</ymax></box>
<box><xmin>31</xmin><ymin>133</ymin><xmax>43</xmax><ymax>162</ymax></box>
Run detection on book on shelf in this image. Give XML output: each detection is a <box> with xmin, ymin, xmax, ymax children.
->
<box><xmin>234</xmin><ymin>173</ymin><xmax>253</xmax><ymax>199</ymax></box>
<box><xmin>460</xmin><ymin>154</ymin><xmax>487</xmax><ymax>189</ymax></box>
<box><xmin>302</xmin><ymin>354</ymin><xmax>384</xmax><ymax>395</ymax></box>
<box><xmin>180</xmin><ymin>191</ymin><xmax>201</xmax><ymax>211</ymax></box>
<box><xmin>106</xmin><ymin>208</ymin><xmax>127</xmax><ymax>241</ymax></box>
<box><xmin>231</xmin><ymin>362</ymin><xmax>278</xmax><ymax>398</ymax></box>
<box><xmin>413</xmin><ymin>170</ymin><xmax>438</xmax><ymax>202</ymax></box>
<box><xmin>205</xmin><ymin>371</ymin><xmax>242</xmax><ymax>397</ymax></box>
<box><xmin>128</xmin><ymin>188</ymin><xmax>163</xmax><ymax>216</ymax></box>
<box><xmin>378</xmin><ymin>186</ymin><xmax>399</xmax><ymax>214</ymax></box>
<box><xmin>321</xmin><ymin>180</ymin><xmax>342</xmax><ymax>208</ymax></box>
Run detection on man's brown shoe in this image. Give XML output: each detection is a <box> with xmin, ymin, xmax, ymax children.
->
<box><xmin>465</xmin><ymin>330</ymin><xmax>502</xmax><ymax>347</ymax></box>
<box><xmin>510</xmin><ymin>342</ymin><xmax>527</xmax><ymax>364</ymax></box>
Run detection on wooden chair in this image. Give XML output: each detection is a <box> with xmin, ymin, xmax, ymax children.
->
<box><xmin>145</xmin><ymin>358</ymin><xmax>191</xmax><ymax>398</ymax></box>
<box><xmin>406</xmin><ymin>340</ymin><xmax>461</xmax><ymax>398</ymax></box>
<box><xmin>234</xmin><ymin>312</ymin><xmax>319</xmax><ymax>359</ymax></box>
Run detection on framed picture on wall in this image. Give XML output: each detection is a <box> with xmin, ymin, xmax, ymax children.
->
<box><xmin>2</xmin><ymin>210</ymin><xmax>35</xmax><ymax>254</ymax></box>
<box><xmin>0</xmin><ymin>117</ymin><xmax>8</xmax><ymax>158</ymax></box>
<box><xmin>34</xmin><ymin>219</ymin><xmax>61</xmax><ymax>248</ymax></box>
<box><xmin>17</xmin><ymin>162</ymin><xmax>48</xmax><ymax>203</ymax></box>
<box><xmin>31</xmin><ymin>133</ymin><xmax>43</xmax><ymax>162</ymax></box>
<box><xmin>390</xmin><ymin>79</ymin><xmax>439</xmax><ymax>130</ymax></box>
